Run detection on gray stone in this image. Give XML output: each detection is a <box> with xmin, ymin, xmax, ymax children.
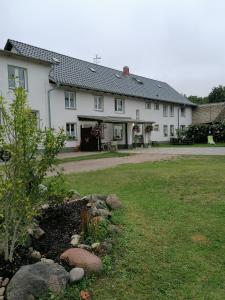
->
<box><xmin>91</xmin><ymin>242</ymin><xmax>100</xmax><ymax>250</ymax></box>
<box><xmin>78</xmin><ymin>244</ymin><xmax>92</xmax><ymax>251</ymax></box>
<box><xmin>84</xmin><ymin>194</ymin><xmax>107</xmax><ymax>203</ymax></box>
<box><xmin>30</xmin><ymin>250</ymin><xmax>41</xmax><ymax>260</ymax></box>
<box><xmin>2</xmin><ymin>277</ymin><xmax>9</xmax><ymax>287</ymax></box>
<box><xmin>0</xmin><ymin>296</ymin><xmax>4</xmax><ymax>300</ymax></box>
<box><xmin>28</xmin><ymin>224</ymin><xmax>45</xmax><ymax>240</ymax></box>
<box><xmin>0</xmin><ymin>287</ymin><xmax>5</xmax><ymax>296</ymax></box>
<box><xmin>106</xmin><ymin>194</ymin><xmax>122</xmax><ymax>210</ymax></box>
<box><xmin>41</xmin><ymin>203</ymin><xmax>49</xmax><ymax>210</ymax></box>
<box><xmin>95</xmin><ymin>200</ymin><xmax>107</xmax><ymax>209</ymax></box>
<box><xmin>96</xmin><ymin>209</ymin><xmax>112</xmax><ymax>218</ymax></box>
<box><xmin>41</xmin><ymin>258</ymin><xmax>54</xmax><ymax>264</ymax></box>
<box><xmin>70</xmin><ymin>234</ymin><xmax>80</xmax><ymax>247</ymax></box>
<box><xmin>69</xmin><ymin>268</ymin><xmax>84</xmax><ymax>283</ymax></box>
<box><xmin>6</xmin><ymin>262</ymin><xmax>69</xmax><ymax>300</ymax></box>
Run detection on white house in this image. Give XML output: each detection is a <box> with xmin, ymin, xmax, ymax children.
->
<box><xmin>0</xmin><ymin>39</ymin><xmax>194</xmax><ymax>151</ymax></box>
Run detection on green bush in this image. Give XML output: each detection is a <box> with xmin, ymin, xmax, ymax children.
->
<box><xmin>185</xmin><ymin>123</ymin><xmax>225</xmax><ymax>143</ymax></box>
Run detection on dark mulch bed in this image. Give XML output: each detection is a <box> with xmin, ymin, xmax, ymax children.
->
<box><xmin>0</xmin><ymin>199</ymin><xmax>87</xmax><ymax>278</ymax></box>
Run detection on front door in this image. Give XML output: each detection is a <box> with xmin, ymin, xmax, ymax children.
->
<box><xmin>80</xmin><ymin>127</ymin><xmax>99</xmax><ymax>151</ymax></box>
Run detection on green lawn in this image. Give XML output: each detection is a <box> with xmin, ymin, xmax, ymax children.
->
<box><xmin>153</xmin><ymin>142</ymin><xmax>225</xmax><ymax>147</ymax></box>
<box><xmin>60</xmin><ymin>156</ymin><xmax>225</xmax><ymax>299</ymax></box>
<box><xmin>56</xmin><ymin>152</ymin><xmax>131</xmax><ymax>164</ymax></box>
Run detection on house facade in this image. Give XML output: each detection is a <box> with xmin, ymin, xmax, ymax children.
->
<box><xmin>0</xmin><ymin>39</ymin><xmax>194</xmax><ymax>151</ymax></box>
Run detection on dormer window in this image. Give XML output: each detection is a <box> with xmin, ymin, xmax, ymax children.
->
<box><xmin>8</xmin><ymin>65</ymin><xmax>28</xmax><ymax>89</ymax></box>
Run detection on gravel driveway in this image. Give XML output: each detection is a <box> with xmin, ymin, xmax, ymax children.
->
<box><xmin>55</xmin><ymin>153</ymin><xmax>176</xmax><ymax>174</ymax></box>
<box><xmin>52</xmin><ymin>147</ymin><xmax>225</xmax><ymax>175</ymax></box>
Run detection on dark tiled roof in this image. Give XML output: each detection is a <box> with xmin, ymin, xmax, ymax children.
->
<box><xmin>5</xmin><ymin>39</ymin><xmax>194</xmax><ymax>106</ymax></box>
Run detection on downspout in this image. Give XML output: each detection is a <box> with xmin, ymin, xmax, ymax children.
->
<box><xmin>48</xmin><ymin>84</ymin><xmax>59</xmax><ymax>128</ymax></box>
<box><xmin>47</xmin><ymin>59</ymin><xmax>60</xmax><ymax>128</ymax></box>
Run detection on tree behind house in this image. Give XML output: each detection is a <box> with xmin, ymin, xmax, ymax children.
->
<box><xmin>0</xmin><ymin>88</ymin><xmax>66</xmax><ymax>262</ymax></box>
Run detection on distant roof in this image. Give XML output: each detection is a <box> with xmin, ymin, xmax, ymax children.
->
<box><xmin>78</xmin><ymin>115</ymin><xmax>154</xmax><ymax>124</ymax></box>
<box><xmin>193</xmin><ymin>102</ymin><xmax>225</xmax><ymax>124</ymax></box>
<box><xmin>5</xmin><ymin>39</ymin><xmax>194</xmax><ymax>106</ymax></box>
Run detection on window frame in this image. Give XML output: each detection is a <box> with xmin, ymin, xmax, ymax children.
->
<box><xmin>153</xmin><ymin>124</ymin><xmax>159</xmax><ymax>131</ymax></box>
<box><xmin>8</xmin><ymin>65</ymin><xmax>28</xmax><ymax>90</ymax></box>
<box><xmin>66</xmin><ymin>122</ymin><xmax>77</xmax><ymax>140</ymax></box>
<box><xmin>145</xmin><ymin>102</ymin><xmax>151</xmax><ymax>109</ymax></box>
<box><xmin>163</xmin><ymin>104</ymin><xmax>168</xmax><ymax>117</ymax></box>
<box><xmin>180</xmin><ymin>107</ymin><xmax>186</xmax><ymax>117</ymax></box>
<box><xmin>170</xmin><ymin>104</ymin><xmax>174</xmax><ymax>117</ymax></box>
<box><xmin>113</xmin><ymin>124</ymin><xmax>123</xmax><ymax>140</ymax></box>
<box><xmin>136</xmin><ymin>109</ymin><xmax>140</xmax><ymax>120</ymax></box>
<box><xmin>170</xmin><ymin>125</ymin><xmax>175</xmax><ymax>136</ymax></box>
<box><xmin>65</xmin><ymin>91</ymin><xmax>76</xmax><ymax>109</ymax></box>
<box><xmin>163</xmin><ymin>125</ymin><xmax>168</xmax><ymax>137</ymax></box>
<box><xmin>94</xmin><ymin>95</ymin><xmax>104</xmax><ymax>111</ymax></box>
<box><xmin>114</xmin><ymin>98</ymin><xmax>125</xmax><ymax>113</ymax></box>
<box><xmin>154</xmin><ymin>102</ymin><xmax>159</xmax><ymax>110</ymax></box>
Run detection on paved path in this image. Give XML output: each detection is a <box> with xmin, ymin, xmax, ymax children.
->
<box><xmin>55</xmin><ymin>153</ymin><xmax>177</xmax><ymax>174</ymax></box>
<box><xmin>124</xmin><ymin>147</ymin><xmax>225</xmax><ymax>156</ymax></box>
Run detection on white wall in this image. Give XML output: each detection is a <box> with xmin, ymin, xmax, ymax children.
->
<box><xmin>0</xmin><ymin>55</ymin><xmax>50</xmax><ymax>128</ymax></box>
<box><xmin>51</xmin><ymin>88</ymin><xmax>192</xmax><ymax>146</ymax></box>
<box><xmin>0</xmin><ymin>54</ymin><xmax>193</xmax><ymax>149</ymax></box>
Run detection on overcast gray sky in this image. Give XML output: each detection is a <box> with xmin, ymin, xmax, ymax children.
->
<box><xmin>1</xmin><ymin>0</ymin><xmax>225</xmax><ymax>97</ymax></box>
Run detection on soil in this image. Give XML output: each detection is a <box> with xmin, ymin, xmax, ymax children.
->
<box><xmin>191</xmin><ymin>233</ymin><xmax>209</xmax><ymax>244</ymax></box>
<box><xmin>0</xmin><ymin>199</ymin><xmax>88</xmax><ymax>278</ymax></box>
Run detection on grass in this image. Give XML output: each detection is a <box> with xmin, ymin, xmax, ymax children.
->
<box><xmin>58</xmin><ymin>156</ymin><xmax>225</xmax><ymax>299</ymax></box>
<box><xmin>56</xmin><ymin>152</ymin><xmax>131</xmax><ymax>164</ymax></box>
<box><xmin>153</xmin><ymin>142</ymin><xmax>225</xmax><ymax>147</ymax></box>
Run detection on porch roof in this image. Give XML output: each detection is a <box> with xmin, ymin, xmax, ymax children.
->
<box><xmin>78</xmin><ymin>115</ymin><xmax>154</xmax><ymax>124</ymax></box>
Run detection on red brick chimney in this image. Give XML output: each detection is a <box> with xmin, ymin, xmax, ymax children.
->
<box><xmin>123</xmin><ymin>66</ymin><xmax>129</xmax><ymax>76</ymax></box>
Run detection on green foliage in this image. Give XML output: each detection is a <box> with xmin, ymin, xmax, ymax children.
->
<box><xmin>45</xmin><ymin>173</ymin><xmax>71</xmax><ymax>205</ymax></box>
<box><xmin>208</xmin><ymin>85</ymin><xmax>225</xmax><ymax>103</ymax></box>
<box><xmin>184</xmin><ymin>123</ymin><xmax>225</xmax><ymax>143</ymax></box>
<box><xmin>0</xmin><ymin>88</ymin><xmax>66</xmax><ymax>261</ymax></box>
<box><xmin>188</xmin><ymin>85</ymin><xmax>225</xmax><ymax>105</ymax></box>
<box><xmin>80</xmin><ymin>210</ymin><xmax>109</xmax><ymax>244</ymax></box>
<box><xmin>188</xmin><ymin>95</ymin><xmax>209</xmax><ymax>105</ymax></box>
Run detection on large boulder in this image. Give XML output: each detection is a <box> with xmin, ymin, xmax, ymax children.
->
<box><xmin>6</xmin><ymin>262</ymin><xmax>69</xmax><ymax>300</ymax></box>
<box><xmin>106</xmin><ymin>194</ymin><xmax>122</xmax><ymax>210</ymax></box>
<box><xmin>60</xmin><ymin>248</ymin><xmax>102</xmax><ymax>274</ymax></box>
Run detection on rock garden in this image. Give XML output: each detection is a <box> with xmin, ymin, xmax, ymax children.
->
<box><xmin>0</xmin><ymin>193</ymin><xmax>123</xmax><ymax>299</ymax></box>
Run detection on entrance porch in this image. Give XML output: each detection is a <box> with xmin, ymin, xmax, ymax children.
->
<box><xmin>78</xmin><ymin>115</ymin><xmax>154</xmax><ymax>151</ymax></box>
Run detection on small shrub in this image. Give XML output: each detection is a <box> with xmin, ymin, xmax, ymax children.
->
<box><xmin>46</xmin><ymin>173</ymin><xmax>70</xmax><ymax>204</ymax></box>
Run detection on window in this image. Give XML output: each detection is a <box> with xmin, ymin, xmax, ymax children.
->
<box><xmin>181</xmin><ymin>107</ymin><xmax>186</xmax><ymax>117</ymax></box>
<box><xmin>8</xmin><ymin>65</ymin><xmax>27</xmax><ymax>89</ymax></box>
<box><xmin>113</xmin><ymin>124</ymin><xmax>123</xmax><ymax>140</ymax></box>
<box><xmin>154</xmin><ymin>102</ymin><xmax>159</xmax><ymax>110</ymax></box>
<box><xmin>154</xmin><ymin>124</ymin><xmax>159</xmax><ymax>131</ymax></box>
<box><xmin>170</xmin><ymin>105</ymin><xmax>174</xmax><ymax>117</ymax></box>
<box><xmin>170</xmin><ymin>125</ymin><xmax>175</xmax><ymax>136</ymax></box>
<box><xmin>180</xmin><ymin>125</ymin><xmax>186</xmax><ymax>131</ymax></box>
<box><xmin>115</xmin><ymin>98</ymin><xmax>124</xmax><ymax>113</ymax></box>
<box><xmin>163</xmin><ymin>125</ymin><xmax>168</xmax><ymax>137</ymax></box>
<box><xmin>65</xmin><ymin>92</ymin><xmax>76</xmax><ymax>109</ymax></box>
<box><xmin>163</xmin><ymin>104</ymin><xmax>168</xmax><ymax>117</ymax></box>
<box><xmin>66</xmin><ymin>123</ymin><xmax>77</xmax><ymax>139</ymax></box>
<box><xmin>136</xmin><ymin>109</ymin><xmax>140</xmax><ymax>120</ymax></box>
<box><xmin>94</xmin><ymin>96</ymin><xmax>104</xmax><ymax>111</ymax></box>
<box><xmin>145</xmin><ymin>102</ymin><xmax>151</xmax><ymax>109</ymax></box>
